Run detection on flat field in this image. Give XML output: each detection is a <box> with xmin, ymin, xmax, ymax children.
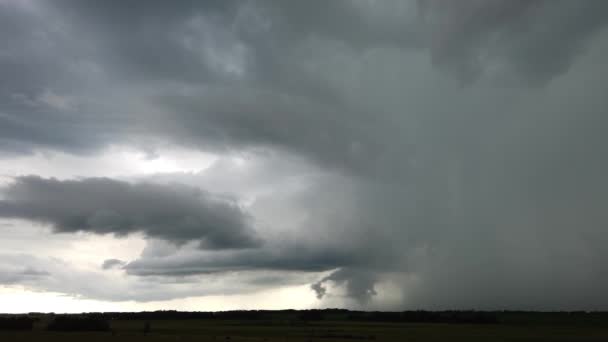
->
<box><xmin>2</xmin><ymin>319</ymin><xmax>608</xmax><ymax>341</ymax></box>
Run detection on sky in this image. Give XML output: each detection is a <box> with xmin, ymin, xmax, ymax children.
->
<box><xmin>1</xmin><ymin>0</ymin><xmax>608</xmax><ymax>313</ymax></box>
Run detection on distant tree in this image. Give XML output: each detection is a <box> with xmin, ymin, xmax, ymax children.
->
<box><xmin>0</xmin><ymin>317</ymin><xmax>35</xmax><ymax>331</ymax></box>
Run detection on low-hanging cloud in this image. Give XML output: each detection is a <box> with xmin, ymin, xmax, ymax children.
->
<box><xmin>311</xmin><ymin>268</ymin><xmax>378</xmax><ymax>304</ymax></box>
<box><xmin>101</xmin><ymin>258</ymin><xmax>126</xmax><ymax>270</ymax></box>
<box><xmin>123</xmin><ymin>242</ymin><xmax>357</xmax><ymax>277</ymax></box>
<box><xmin>0</xmin><ymin>176</ymin><xmax>261</xmax><ymax>249</ymax></box>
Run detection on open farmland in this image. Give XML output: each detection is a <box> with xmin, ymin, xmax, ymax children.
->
<box><xmin>2</xmin><ymin>311</ymin><xmax>608</xmax><ymax>341</ymax></box>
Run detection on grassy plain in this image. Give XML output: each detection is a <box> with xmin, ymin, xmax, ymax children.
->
<box><xmin>2</xmin><ymin>318</ymin><xmax>608</xmax><ymax>341</ymax></box>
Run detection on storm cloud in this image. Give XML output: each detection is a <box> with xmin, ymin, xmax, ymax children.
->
<box><xmin>3</xmin><ymin>1</ymin><xmax>605</xmax><ymax>156</ymax></box>
<box><xmin>420</xmin><ymin>0</ymin><xmax>608</xmax><ymax>84</ymax></box>
<box><xmin>312</xmin><ymin>268</ymin><xmax>378</xmax><ymax>304</ymax></box>
<box><xmin>1</xmin><ymin>0</ymin><xmax>608</xmax><ymax>310</ymax></box>
<box><xmin>0</xmin><ymin>176</ymin><xmax>260</xmax><ymax>249</ymax></box>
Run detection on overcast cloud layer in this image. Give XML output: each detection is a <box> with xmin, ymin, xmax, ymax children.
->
<box><xmin>1</xmin><ymin>0</ymin><xmax>608</xmax><ymax>311</ymax></box>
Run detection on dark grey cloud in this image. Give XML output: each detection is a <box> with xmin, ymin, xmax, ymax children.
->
<box><xmin>420</xmin><ymin>0</ymin><xmax>608</xmax><ymax>84</ymax></box>
<box><xmin>0</xmin><ymin>176</ymin><xmax>261</xmax><ymax>249</ymax></box>
<box><xmin>152</xmin><ymin>87</ymin><xmax>398</xmax><ymax>177</ymax></box>
<box><xmin>124</xmin><ymin>243</ymin><xmax>355</xmax><ymax>277</ymax></box>
<box><xmin>48</xmin><ymin>0</ymin><xmax>243</xmax><ymax>84</ymax></box>
<box><xmin>0</xmin><ymin>1</ymin><xmax>123</xmax><ymax>155</ymax></box>
<box><xmin>312</xmin><ymin>268</ymin><xmax>378</xmax><ymax>304</ymax></box>
<box><xmin>101</xmin><ymin>259</ymin><xmax>126</xmax><ymax>270</ymax></box>
<box><xmin>1</xmin><ymin>0</ymin><xmax>605</xmax><ymax>156</ymax></box>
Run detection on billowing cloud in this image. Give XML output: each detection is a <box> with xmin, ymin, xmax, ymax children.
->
<box><xmin>420</xmin><ymin>0</ymin><xmax>608</xmax><ymax>83</ymax></box>
<box><xmin>312</xmin><ymin>268</ymin><xmax>378</xmax><ymax>304</ymax></box>
<box><xmin>4</xmin><ymin>1</ymin><xmax>604</xmax><ymax>156</ymax></box>
<box><xmin>0</xmin><ymin>176</ymin><xmax>261</xmax><ymax>249</ymax></box>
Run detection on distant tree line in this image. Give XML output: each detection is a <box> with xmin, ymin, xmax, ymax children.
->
<box><xmin>0</xmin><ymin>317</ymin><xmax>36</xmax><ymax>331</ymax></box>
<box><xmin>5</xmin><ymin>309</ymin><xmax>608</xmax><ymax>331</ymax></box>
<box><xmin>79</xmin><ymin>309</ymin><xmax>499</xmax><ymax>324</ymax></box>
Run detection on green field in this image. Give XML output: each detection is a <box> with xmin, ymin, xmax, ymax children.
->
<box><xmin>3</xmin><ymin>318</ymin><xmax>608</xmax><ymax>341</ymax></box>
